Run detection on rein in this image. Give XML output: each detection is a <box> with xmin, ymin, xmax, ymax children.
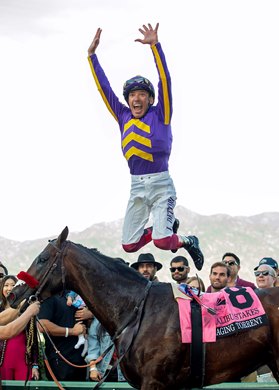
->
<box><xmin>92</xmin><ymin>280</ymin><xmax>153</xmax><ymax>389</ymax></box>
<box><xmin>35</xmin><ymin>316</ymin><xmax>90</xmax><ymax>369</ymax></box>
<box><xmin>35</xmin><ymin>280</ymin><xmax>153</xmax><ymax>389</ymax></box>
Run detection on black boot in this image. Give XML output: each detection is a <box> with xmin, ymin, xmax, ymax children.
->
<box><xmin>171</xmin><ymin>218</ymin><xmax>180</xmax><ymax>253</ymax></box>
<box><xmin>182</xmin><ymin>235</ymin><xmax>204</xmax><ymax>270</ymax></box>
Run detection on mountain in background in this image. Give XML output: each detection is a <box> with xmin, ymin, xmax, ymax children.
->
<box><xmin>1</xmin><ymin>206</ymin><xmax>279</xmax><ymax>287</ymax></box>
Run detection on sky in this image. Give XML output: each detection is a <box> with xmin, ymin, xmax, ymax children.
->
<box><xmin>0</xmin><ymin>0</ymin><xmax>278</xmax><ymax>241</ymax></box>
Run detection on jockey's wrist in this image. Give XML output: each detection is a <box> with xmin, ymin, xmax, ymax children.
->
<box><xmin>90</xmin><ymin>367</ymin><xmax>98</xmax><ymax>372</ymax></box>
<box><xmin>65</xmin><ymin>327</ymin><xmax>69</xmax><ymax>337</ymax></box>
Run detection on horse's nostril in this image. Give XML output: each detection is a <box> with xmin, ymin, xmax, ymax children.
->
<box><xmin>8</xmin><ymin>292</ymin><xmax>15</xmax><ymax>302</ymax></box>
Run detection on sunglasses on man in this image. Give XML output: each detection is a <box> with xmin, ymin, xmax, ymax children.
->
<box><xmin>169</xmin><ymin>266</ymin><xmax>187</xmax><ymax>273</ymax></box>
<box><xmin>222</xmin><ymin>261</ymin><xmax>238</xmax><ymax>267</ymax></box>
<box><xmin>254</xmin><ymin>270</ymin><xmax>275</xmax><ymax>277</ymax></box>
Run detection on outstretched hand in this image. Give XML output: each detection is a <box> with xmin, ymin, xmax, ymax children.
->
<box><xmin>135</xmin><ymin>23</ymin><xmax>159</xmax><ymax>46</ymax></box>
<box><xmin>88</xmin><ymin>27</ymin><xmax>102</xmax><ymax>56</ymax></box>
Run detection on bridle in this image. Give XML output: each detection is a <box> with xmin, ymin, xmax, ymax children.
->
<box><xmin>17</xmin><ymin>239</ymin><xmax>153</xmax><ymax>389</ymax></box>
<box><xmin>27</xmin><ymin>240</ymin><xmax>69</xmax><ymax>304</ymax></box>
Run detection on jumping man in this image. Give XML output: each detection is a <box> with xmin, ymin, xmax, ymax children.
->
<box><xmin>87</xmin><ymin>23</ymin><xmax>204</xmax><ymax>270</ymax></box>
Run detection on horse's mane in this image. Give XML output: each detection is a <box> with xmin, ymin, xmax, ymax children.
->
<box><xmin>68</xmin><ymin>241</ymin><xmax>142</xmax><ymax>280</ymax></box>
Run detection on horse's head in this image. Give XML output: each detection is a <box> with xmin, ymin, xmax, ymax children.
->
<box><xmin>8</xmin><ymin>226</ymin><xmax>69</xmax><ymax>309</ymax></box>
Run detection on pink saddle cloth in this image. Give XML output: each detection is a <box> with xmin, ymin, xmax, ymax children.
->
<box><xmin>177</xmin><ymin>287</ymin><xmax>267</xmax><ymax>343</ymax></box>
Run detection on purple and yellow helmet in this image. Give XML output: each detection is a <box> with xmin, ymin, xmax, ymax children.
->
<box><xmin>123</xmin><ymin>75</ymin><xmax>155</xmax><ymax>102</ymax></box>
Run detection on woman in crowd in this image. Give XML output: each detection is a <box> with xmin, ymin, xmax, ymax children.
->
<box><xmin>186</xmin><ymin>276</ymin><xmax>205</xmax><ymax>292</ymax></box>
<box><xmin>0</xmin><ymin>275</ymin><xmax>40</xmax><ymax>380</ymax></box>
<box><xmin>86</xmin><ymin>317</ymin><xmax>125</xmax><ymax>382</ymax></box>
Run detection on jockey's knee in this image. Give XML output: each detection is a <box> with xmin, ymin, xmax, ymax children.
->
<box><xmin>122</xmin><ymin>243</ymin><xmax>139</xmax><ymax>253</ymax></box>
<box><xmin>153</xmin><ymin>237</ymin><xmax>172</xmax><ymax>250</ymax></box>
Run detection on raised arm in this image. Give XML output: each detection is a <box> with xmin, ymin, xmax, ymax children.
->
<box><xmin>88</xmin><ymin>27</ymin><xmax>102</xmax><ymax>56</ymax></box>
<box><xmin>0</xmin><ymin>307</ymin><xmax>20</xmax><ymax>325</ymax></box>
<box><xmin>135</xmin><ymin>23</ymin><xmax>159</xmax><ymax>46</ymax></box>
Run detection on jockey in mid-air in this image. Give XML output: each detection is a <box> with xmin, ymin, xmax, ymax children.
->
<box><xmin>87</xmin><ymin>23</ymin><xmax>204</xmax><ymax>270</ymax></box>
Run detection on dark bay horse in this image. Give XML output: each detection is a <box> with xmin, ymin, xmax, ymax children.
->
<box><xmin>8</xmin><ymin>227</ymin><xmax>279</xmax><ymax>389</ymax></box>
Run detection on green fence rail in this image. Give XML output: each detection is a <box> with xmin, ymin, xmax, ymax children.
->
<box><xmin>1</xmin><ymin>381</ymin><xmax>278</xmax><ymax>390</ymax></box>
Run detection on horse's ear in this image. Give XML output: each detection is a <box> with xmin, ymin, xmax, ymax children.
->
<box><xmin>56</xmin><ymin>226</ymin><xmax>69</xmax><ymax>248</ymax></box>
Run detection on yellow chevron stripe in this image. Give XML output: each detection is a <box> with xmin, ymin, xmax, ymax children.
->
<box><xmin>151</xmin><ymin>45</ymin><xmax>170</xmax><ymax>125</ymax></box>
<box><xmin>125</xmin><ymin>147</ymin><xmax>154</xmax><ymax>162</ymax></box>
<box><xmin>87</xmin><ymin>57</ymin><xmax>118</xmax><ymax>122</ymax></box>
<box><xmin>122</xmin><ymin>132</ymin><xmax>152</xmax><ymax>149</ymax></box>
<box><xmin>123</xmin><ymin>119</ymin><xmax>150</xmax><ymax>134</ymax></box>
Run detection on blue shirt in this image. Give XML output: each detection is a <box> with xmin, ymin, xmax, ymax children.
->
<box><xmin>86</xmin><ymin>318</ymin><xmax>125</xmax><ymax>381</ymax></box>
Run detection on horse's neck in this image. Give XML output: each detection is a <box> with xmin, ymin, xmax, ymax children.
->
<box><xmin>85</xmin><ymin>276</ymin><xmax>144</xmax><ymax>335</ymax></box>
<box><xmin>65</xmin><ymin>253</ymin><xmax>146</xmax><ymax>335</ymax></box>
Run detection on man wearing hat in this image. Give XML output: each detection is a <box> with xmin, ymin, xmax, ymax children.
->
<box><xmin>131</xmin><ymin>253</ymin><xmax>162</xmax><ymax>281</ymax></box>
<box><xmin>254</xmin><ymin>257</ymin><xmax>279</xmax><ymax>287</ymax></box>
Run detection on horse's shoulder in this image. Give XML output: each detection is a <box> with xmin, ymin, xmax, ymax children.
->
<box><xmin>256</xmin><ymin>287</ymin><xmax>279</xmax><ymax>312</ymax></box>
<box><xmin>151</xmin><ymin>281</ymin><xmax>175</xmax><ymax>294</ymax></box>
<box><xmin>147</xmin><ymin>282</ymin><xmax>179</xmax><ymax>312</ymax></box>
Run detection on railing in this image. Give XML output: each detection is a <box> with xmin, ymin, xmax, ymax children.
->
<box><xmin>1</xmin><ymin>381</ymin><xmax>278</xmax><ymax>390</ymax></box>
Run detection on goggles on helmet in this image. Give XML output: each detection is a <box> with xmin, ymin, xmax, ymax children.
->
<box><xmin>123</xmin><ymin>76</ymin><xmax>155</xmax><ymax>102</ymax></box>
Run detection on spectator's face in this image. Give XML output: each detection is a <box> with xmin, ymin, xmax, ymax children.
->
<box><xmin>222</xmin><ymin>256</ymin><xmax>239</xmax><ymax>278</ymax></box>
<box><xmin>188</xmin><ymin>279</ymin><xmax>200</xmax><ymax>289</ymax></box>
<box><xmin>2</xmin><ymin>278</ymin><xmax>16</xmax><ymax>298</ymax></box>
<box><xmin>209</xmin><ymin>266</ymin><xmax>229</xmax><ymax>291</ymax></box>
<box><xmin>170</xmin><ymin>261</ymin><xmax>189</xmax><ymax>283</ymax></box>
<box><xmin>138</xmin><ymin>263</ymin><xmax>157</xmax><ymax>281</ymax></box>
<box><xmin>255</xmin><ymin>265</ymin><xmax>276</xmax><ymax>289</ymax></box>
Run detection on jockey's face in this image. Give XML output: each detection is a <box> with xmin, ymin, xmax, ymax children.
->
<box><xmin>209</xmin><ymin>266</ymin><xmax>229</xmax><ymax>291</ymax></box>
<box><xmin>128</xmin><ymin>90</ymin><xmax>154</xmax><ymax>119</ymax></box>
<box><xmin>138</xmin><ymin>263</ymin><xmax>157</xmax><ymax>281</ymax></box>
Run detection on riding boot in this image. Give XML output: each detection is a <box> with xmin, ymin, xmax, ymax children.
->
<box><xmin>181</xmin><ymin>235</ymin><xmax>204</xmax><ymax>270</ymax></box>
<box><xmin>171</xmin><ymin>218</ymin><xmax>180</xmax><ymax>253</ymax></box>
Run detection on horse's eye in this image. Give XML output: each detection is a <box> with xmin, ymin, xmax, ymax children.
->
<box><xmin>38</xmin><ymin>253</ymin><xmax>50</xmax><ymax>263</ymax></box>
